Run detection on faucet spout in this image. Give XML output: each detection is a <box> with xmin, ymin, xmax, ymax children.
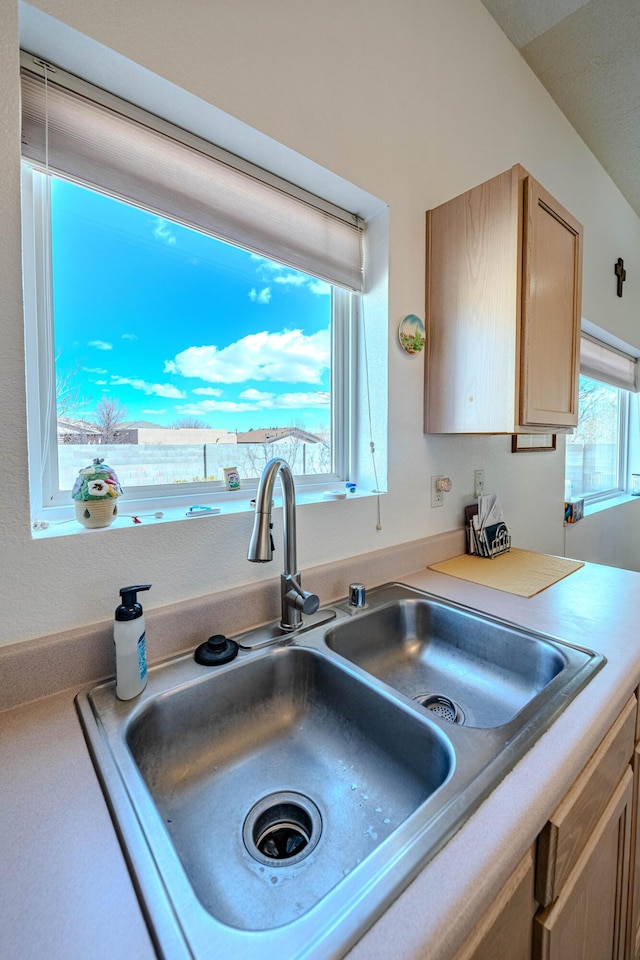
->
<box><xmin>247</xmin><ymin>458</ymin><xmax>319</xmax><ymax>631</ymax></box>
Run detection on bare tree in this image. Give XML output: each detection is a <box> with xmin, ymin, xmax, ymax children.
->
<box><xmin>95</xmin><ymin>397</ymin><xmax>128</xmax><ymax>443</ymax></box>
<box><xmin>568</xmin><ymin>379</ymin><xmax>618</xmax><ymax>445</ymax></box>
<box><xmin>56</xmin><ymin>353</ymin><xmax>89</xmax><ymax>420</ymax></box>
<box><xmin>172</xmin><ymin>417</ymin><xmax>209</xmax><ymax>429</ymax></box>
<box><xmin>239</xmin><ymin>422</ymin><xmax>329</xmax><ymax>477</ymax></box>
<box><xmin>241</xmin><ymin>439</ymin><xmax>281</xmax><ymax>477</ymax></box>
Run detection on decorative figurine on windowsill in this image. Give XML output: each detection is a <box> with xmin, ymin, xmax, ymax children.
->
<box><xmin>72</xmin><ymin>457</ymin><xmax>124</xmax><ymax>528</ymax></box>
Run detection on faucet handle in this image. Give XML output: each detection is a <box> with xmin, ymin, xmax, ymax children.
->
<box><xmin>284</xmin><ymin>575</ymin><xmax>320</xmax><ymax>618</ymax></box>
<box><xmin>349</xmin><ymin>583</ymin><xmax>366</xmax><ymax>608</ymax></box>
<box><xmin>296</xmin><ymin>591</ymin><xmax>320</xmax><ymax>615</ymax></box>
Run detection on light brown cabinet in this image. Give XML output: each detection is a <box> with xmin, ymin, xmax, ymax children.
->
<box><xmin>452</xmin><ymin>847</ymin><xmax>537</xmax><ymax>960</ymax></box>
<box><xmin>533</xmin><ymin>769</ymin><xmax>633</xmax><ymax>960</ymax></box>
<box><xmin>424</xmin><ymin>164</ymin><xmax>583</xmax><ymax>434</ymax></box>
<box><xmin>453</xmin><ymin>696</ymin><xmax>637</xmax><ymax>960</ymax></box>
<box><xmin>625</xmin><ymin>697</ymin><xmax>640</xmax><ymax>959</ymax></box>
<box><xmin>532</xmin><ymin>695</ymin><xmax>636</xmax><ymax>960</ymax></box>
<box><xmin>535</xmin><ymin>697</ymin><xmax>636</xmax><ymax>910</ymax></box>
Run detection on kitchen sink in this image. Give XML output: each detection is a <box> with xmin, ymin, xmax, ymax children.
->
<box><xmin>124</xmin><ymin>646</ymin><xmax>453</xmax><ymax>932</ymax></box>
<box><xmin>77</xmin><ymin>582</ymin><xmax>605</xmax><ymax>960</ymax></box>
<box><xmin>325</xmin><ymin>587</ymin><xmax>571</xmax><ymax>727</ymax></box>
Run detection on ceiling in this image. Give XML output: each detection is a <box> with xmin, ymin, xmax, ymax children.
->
<box><xmin>480</xmin><ymin>0</ymin><xmax>640</xmax><ymax>217</ymax></box>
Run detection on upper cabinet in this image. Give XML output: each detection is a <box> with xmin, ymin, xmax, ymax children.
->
<box><xmin>424</xmin><ymin>165</ymin><xmax>583</xmax><ymax>434</ymax></box>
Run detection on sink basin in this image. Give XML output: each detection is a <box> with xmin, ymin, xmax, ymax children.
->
<box><xmin>124</xmin><ymin>646</ymin><xmax>453</xmax><ymax>931</ymax></box>
<box><xmin>325</xmin><ymin>589</ymin><xmax>571</xmax><ymax>727</ymax></box>
<box><xmin>77</xmin><ymin>581</ymin><xmax>605</xmax><ymax>960</ymax></box>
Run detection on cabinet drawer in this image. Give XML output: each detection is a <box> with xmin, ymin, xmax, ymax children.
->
<box><xmin>536</xmin><ymin>696</ymin><xmax>636</xmax><ymax>907</ymax></box>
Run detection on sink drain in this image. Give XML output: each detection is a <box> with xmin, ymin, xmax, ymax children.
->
<box><xmin>243</xmin><ymin>792</ymin><xmax>322</xmax><ymax>867</ymax></box>
<box><xmin>414</xmin><ymin>694</ymin><xmax>465</xmax><ymax>724</ymax></box>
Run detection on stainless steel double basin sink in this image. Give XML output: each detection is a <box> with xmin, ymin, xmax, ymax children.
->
<box><xmin>77</xmin><ymin>582</ymin><xmax>605</xmax><ymax>960</ymax></box>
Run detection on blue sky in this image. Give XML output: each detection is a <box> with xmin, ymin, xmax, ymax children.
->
<box><xmin>51</xmin><ymin>178</ymin><xmax>332</xmax><ymax>433</ymax></box>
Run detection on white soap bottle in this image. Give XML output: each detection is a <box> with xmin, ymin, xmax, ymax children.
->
<box><xmin>114</xmin><ymin>584</ymin><xmax>152</xmax><ymax>700</ymax></box>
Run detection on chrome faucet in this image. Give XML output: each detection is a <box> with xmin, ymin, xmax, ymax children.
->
<box><xmin>248</xmin><ymin>458</ymin><xmax>320</xmax><ymax>631</ymax></box>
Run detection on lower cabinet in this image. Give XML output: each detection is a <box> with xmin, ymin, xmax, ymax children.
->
<box><xmin>533</xmin><ymin>768</ymin><xmax>632</xmax><ymax>960</ymax></box>
<box><xmin>627</xmin><ymin>740</ymin><xmax>640</xmax><ymax>958</ymax></box>
<box><xmin>452</xmin><ymin>847</ymin><xmax>537</xmax><ymax>960</ymax></box>
<box><xmin>454</xmin><ymin>695</ymin><xmax>639</xmax><ymax>960</ymax></box>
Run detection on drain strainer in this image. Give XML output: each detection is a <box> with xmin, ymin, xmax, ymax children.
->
<box><xmin>414</xmin><ymin>694</ymin><xmax>465</xmax><ymax>724</ymax></box>
<box><xmin>243</xmin><ymin>791</ymin><xmax>322</xmax><ymax>867</ymax></box>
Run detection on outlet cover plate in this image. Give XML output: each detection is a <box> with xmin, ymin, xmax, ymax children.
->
<box><xmin>431</xmin><ymin>476</ymin><xmax>445</xmax><ymax>508</ymax></box>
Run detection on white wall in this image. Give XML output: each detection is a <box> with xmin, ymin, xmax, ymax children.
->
<box><xmin>3</xmin><ymin>0</ymin><xmax>640</xmax><ymax>646</ymax></box>
<box><xmin>565</xmin><ymin>499</ymin><xmax>640</xmax><ymax>570</ymax></box>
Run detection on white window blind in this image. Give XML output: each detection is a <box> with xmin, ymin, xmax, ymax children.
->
<box><xmin>580</xmin><ymin>334</ymin><xmax>638</xmax><ymax>392</ymax></box>
<box><xmin>20</xmin><ymin>60</ymin><xmax>364</xmax><ymax>292</ymax></box>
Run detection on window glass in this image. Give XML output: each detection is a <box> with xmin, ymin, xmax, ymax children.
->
<box><xmin>566</xmin><ymin>376</ymin><xmax>625</xmax><ymax>500</ymax></box>
<box><xmin>50</xmin><ymin>175</ymin><xmax>337</xmax><ymax>493</ymax></box>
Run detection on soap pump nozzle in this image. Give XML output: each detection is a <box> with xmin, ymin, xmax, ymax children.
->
<box><xmin>116</xmin><ymin>584</ymin><xmax>152</xmax><ymax>621</ymax></box>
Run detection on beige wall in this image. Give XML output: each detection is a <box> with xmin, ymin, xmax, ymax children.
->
<box><xmin>2</xmin><ymin>0</ymin><xmax>640</xmax><ymax>646</ymax></box>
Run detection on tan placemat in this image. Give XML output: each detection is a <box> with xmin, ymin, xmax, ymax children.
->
<box><xmin>428</xmin><ymin>548</ymin><xmax>584</xmax><ymax>598</ymax></box>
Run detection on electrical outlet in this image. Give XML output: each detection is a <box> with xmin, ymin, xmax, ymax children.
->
<box><xmin>431</xmin><ymin>476</ymin><xmax>445</xmax><ymax>508</ymax></box>
<box><xmin>474</xmin><ymin>469</ymin><xmax>485</xmax><ymax>499</ymax></box>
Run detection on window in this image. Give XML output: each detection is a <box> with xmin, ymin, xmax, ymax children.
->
<box><xmin>565</xmin><ymin>334</ymin><xmax>638</xmax><ymax>504</ymax></box>
<box><xmin>21</xmin><ymin>55</ymin><xmax>368</xmax><ymax>523</ymax></box>
<box><xmin>566</xmin><ymin>376</ymin><xmax>628</xmax><ymax>500</ymax></box>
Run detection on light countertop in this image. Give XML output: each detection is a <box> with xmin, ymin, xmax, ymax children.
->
<box><xmin>2</xmin><ymin>557</ymin><xmax>640</xmax><ymax>960</ymax></box>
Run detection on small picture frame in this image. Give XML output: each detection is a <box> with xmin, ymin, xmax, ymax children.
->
<box><xmin>511</xmin><ymin>434</ymin><xmax>557</xmax><ymax>453</ymax></box>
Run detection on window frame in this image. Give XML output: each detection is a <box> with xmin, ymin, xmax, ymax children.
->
<box><xmin>22</xmin><ymin>165</ymin><xmax>358</xmax><ymax>523</ymax></box>
<box><xmin>566</xmin><ymin>373</ymin><xmax>630</xmax><ymax>506</ymax></box>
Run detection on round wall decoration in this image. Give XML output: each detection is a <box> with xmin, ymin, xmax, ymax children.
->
<box><xmin>398</xmin><ymin>314</ymin><xmax>426</xmax><ymax>354</ymax></box>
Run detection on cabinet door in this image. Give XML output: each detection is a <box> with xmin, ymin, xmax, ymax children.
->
<box><xmin>452</xmin><ymin>847</ymin><xmax>537</xmax><ymax>960</ymax></box>
<box><xmin>533</xmin><ymin>767</ymin><xmax>633</xmax><ymax>960</ymax></box>
<box><xmin>536</xmin><ymin>696</ymin><xmax>636</xmax><ymax>907</ymax></box>
<box><xmin>627</xmin><ymin>742</ymin><xmax>640</xmax><ymax>959</ymax></box>
<box><xmin>519</xmin><ymin>177</ymin><xmax>582</xmax><ymax>428</ymax></box>
<box><xmin>425</xmin><ymin>167</ymin><xmax>520</xmax><ymax>434</ymax></box>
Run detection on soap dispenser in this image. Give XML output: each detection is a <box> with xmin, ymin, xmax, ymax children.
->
<box><xmin>114</xmin><ymin>584</ymin><xmax>152</xmax><ymax>700</ymax></box>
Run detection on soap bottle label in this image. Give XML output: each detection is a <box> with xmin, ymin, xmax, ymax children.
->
<box><xmin>138</xmin><ymin>631</ymin><xmax>147</xmax><ymax>681</ymax></box>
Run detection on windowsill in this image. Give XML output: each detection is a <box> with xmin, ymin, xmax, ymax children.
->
<box><xmin>582</xmin><ymin>493</ymin><xmax>640</xmax><ymax>518</ymax></box>
<box><xmin>30</xmin><ymin>485</ymin><xmax>382</xmax><ymax>539</ymax></box>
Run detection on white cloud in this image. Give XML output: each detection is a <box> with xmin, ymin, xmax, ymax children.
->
<box><xmin>273</xmin><ymin>273</ymin><xmax>307</xmax><ymax>287</ymax></box>
<box><xmin>89</xmin><ymin>340</ymin><xmax>113</xmax><ymax>351</ymax></box>
<box><xmin>176</xmin><ymin>389</ymin><xmax>329</xmax><ymax>417</ymax></box>
<box><xmin>248</xmin><ymin>287</ymin><xmax>272</xmax><ymax>304</ymax></box>
<box><xmin>238</xmin><ymin>388</ymin><xmax>275</xmax><ymax>401</ymax></box>
<box><xmin>192</xmin><ymin>387</ymin><xmax>224</xmax><ymax>396</ymax></box>
<box><xmin>110</xmin><ymin>375</ymin><xmax>186</xmax><ymax>399</ymax></box>
<box><xmin>276</xmin><ymin>391</ymin><xmax>330</xmax><ymax>408</ymax></box>
<box><xmin>307</xmin><ymin>279</ymin><xmax>331</xmax><ymax>296</ymax></box>
<box><xmin>176</xmin><ymin>400</ymin><xmax>256</xmax><ymax>414</ymax></box>
<box><xmin>250</xmin><ymin>257</ymin><xmax>330</xmax><ymax>295</ymax></box>
<box><xmin>121</xmin><ymin>333</ymin><xmax>138</xmax><ymax>341</ymax></box>
<box><xmin>153</xmin><ymin>217</ymin><xmax>177</xmax><ymax>245</ymax></box>
<box><xmin>166</xmin><ymin>328</ymin><xmax>329</xmax><ymax>385</ymax></box>
<box><xmin>83</xmin><ymin>366</ymin><xmax>108</xmax><ymax>374</ymax></box>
